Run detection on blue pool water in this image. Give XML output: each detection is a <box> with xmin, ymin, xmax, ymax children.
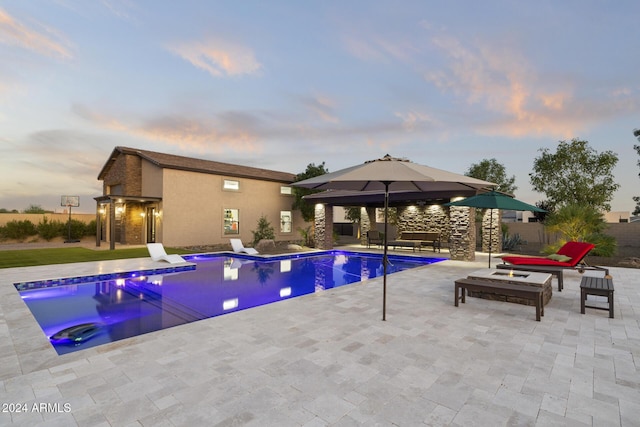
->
<box><xmin>17</xmin><ymin>251</ymin><xmax>443</xmax><ymax>355</ymax></box>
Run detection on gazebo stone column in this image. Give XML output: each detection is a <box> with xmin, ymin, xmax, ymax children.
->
<box><xmin>314</xmin><ymin>203</ymin><xmax>334</xmax><ymax>249</ymax></box>
<box><xmin>359</xmin><ymin>207</ymin><xmax>376</xmax><ymax>245</ymax></box>
<box><xmin>482</xmin><ymin>209</ymin><xmax>502</xmax><ymax>253</ymax></box>
<box><xmin>449</xmin><ymin>206</ymin><xmax>476</xmax><ymax>261</ymax></box>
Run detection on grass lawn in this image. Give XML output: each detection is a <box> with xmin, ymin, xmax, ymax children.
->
<box><xmin>0</xmin><ymin>247</ymin><xmax>194</xmax><ymax>269</ymax></box>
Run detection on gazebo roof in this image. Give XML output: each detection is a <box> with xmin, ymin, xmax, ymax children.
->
<box><xmin>304</xmin><ymin>188</ymin><xmax>485</xmax><ymax>207</ymax></box>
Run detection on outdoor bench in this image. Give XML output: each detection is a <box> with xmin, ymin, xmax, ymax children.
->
<box><xmin>580</xmin><ymin>276</ymin><xmax>614</xmax><ymax>318</ymax></box>
<box><xmin>454</xmin><ymin>278</ymin><xmax>544</xmax><ymax>321</ymax></box>
<box><xmin>390</xmin><ymin>231</ymin><xmax>441</xmax><ymax>252</ymax></box>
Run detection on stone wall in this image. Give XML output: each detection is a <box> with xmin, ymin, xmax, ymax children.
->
<box><xmin>449</xmin><ymin>207</ymin><xmax>476</xmax><ymax>261</ymax></box>
<box><xmin>314</xmin><ymin>204</ymin><xmax>333</xmax><ymax>249</ymax></box>
<box><xmin>482</xmin><ymin>209</ymin><xmax>502</xmax><ymax>252</ymax></box>
<box><xmin>396</xmin><ymin>205</ymin><xmax>450</xmax><ymax>243</ymax></box>
<box><xmin>102</xmin><ymin>153</ymin><xmax>142</xmax><ymax>196</ymax></box>
<box><xmin>359</xmin><ymin>207</ymin><xmax>374</xmax><ymax>246</ymax></box>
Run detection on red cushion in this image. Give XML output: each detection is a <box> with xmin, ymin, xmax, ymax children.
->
<box><xmin>501</xmin><ymin>256</ymin><xmax>574</xmax><ymax>267</ymax></box>
<box><xmin>556</xmin><ymin>241</ymin><xmax>595</xmax><ymax>263</ymax></box>
<box><xmin>502</xmin><ymin>241</ymin><xmax>595</xmax><ymax>267</ymax></box>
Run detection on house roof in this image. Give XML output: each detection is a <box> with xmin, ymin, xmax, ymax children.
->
<box><xmin>97</xmin><ymin>146</ymin><xmax>296</xmax><ymax>183</ymax></box>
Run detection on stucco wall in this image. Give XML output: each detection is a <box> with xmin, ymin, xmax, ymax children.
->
<box><xmin>502</xmin><ymin>222</ymin><xmax>640</xmax><ymax>252</ymax></box>
<box><xmin>160</xmin><ymin>169</ymin><xmax>304</xmax><ymax>247</ymax></box>
<box><xmin>0</xmin><ymin>213</ymin><xmax>95</xmax><ymax>226</ymax></box>
<box><xmin>141</xmin><ymin>159</ymin><xmax>163</xmax><ymax>197</ymax></box>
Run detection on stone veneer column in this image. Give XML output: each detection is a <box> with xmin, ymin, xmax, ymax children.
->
<box><xmin>360</xmin><ymin>207</ymin><xmax>371</xmax><ymax>246</ymax></box>
<box><xmin>361</xmin><ymin>207</ymin><xmax>378</xmax><ymax>246</ymax></box>
<box><xmin>449</xmin><ymin>206</ymin><xmax>476</xmax><ymax>261</ymax></box>
<box><xmin>482</xmin><ymin>209</ymin><xmax>502</xmax><ymax>253</ymax></box>
<box><xmin>314</xmin><ymin>203</ymin><xmax>334</xmax><ymax>249</ymax></box>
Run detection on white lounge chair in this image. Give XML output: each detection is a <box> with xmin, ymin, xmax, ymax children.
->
<box><xmin>147</xmin><ymin>243</ymin><xmax>187</xmax><ymax>264</ymax></box>
<box><xmin>230</xmin><ymin>238</ymin><xmax>259</xmax><ymax>255</ymax></box>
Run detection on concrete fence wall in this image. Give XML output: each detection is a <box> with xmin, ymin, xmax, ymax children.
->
<box><xmin>501</xmin><ymin>222</ymin><xmax>640</xmax><ymax>250</ymax></box>
<box><xmin>0</xmin><ymin>213</ymin><xmax>95</xmax><ymax>226</ymax></box>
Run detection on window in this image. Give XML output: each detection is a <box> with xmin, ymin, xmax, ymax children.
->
<box><xmin>108</xmin><ymin>184</ymin><xmax>123</xmax><ymax>195</ymax></box>
<box><xmin>223</xmin><ymin>208</ymin><xmax>239</xmax><ymax>234</ymax></box>
<box><xmin>280</xmin><ymin>186</ymin><xmax>292</xmax><ymax>195</ymax></box>
<box><xmin>223</xmin><ymin>180</ymin><xmax>240</xmax><ymax>191</ymax></box>
<box><xmin>280</xmin><ymin>211</ymin><xmax>292</xmax><ymax>233</ymax></box>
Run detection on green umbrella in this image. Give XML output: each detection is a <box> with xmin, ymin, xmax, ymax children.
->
<box><xmin>445</xmin><ymin>190</ymin><xmax>546</xmax><ymax>267</ymax></box>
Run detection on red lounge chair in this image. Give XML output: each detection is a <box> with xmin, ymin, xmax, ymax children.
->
<box><xmin>498</xmin><ymin>241</ymin><xmax>608</xmax><ymax>291</ymax></box>
<box><xmin>502</xmin><ymin>241</ymin><xmax>595</xmax><ymax>268</ymax></box>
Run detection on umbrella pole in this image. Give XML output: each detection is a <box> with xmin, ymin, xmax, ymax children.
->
<box><xmin>382</xmin><ymin>182</ymin><xmax>390</xmax><ymax>321</ymax></box>
<box><xmin>488</xmin><ymin>209</ymin><xmax>493</xmax><ymax>268</ymax></box>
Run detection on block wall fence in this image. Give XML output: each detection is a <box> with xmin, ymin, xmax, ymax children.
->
<box><xmin>0</xmin><ymin>213</ymin><xmax>96</xmax><ymax>226</ymax></box>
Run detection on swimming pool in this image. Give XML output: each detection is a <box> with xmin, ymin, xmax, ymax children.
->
<box><xmin>16</xmin><ymin>251</ymin><xmax>444</xmax><ymax>355</ymax></box>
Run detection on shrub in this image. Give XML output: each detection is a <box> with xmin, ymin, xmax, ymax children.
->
<box><xmin>2</xmin><ymin>220</ymin><xmax>38</xmax><ymax>241</ymax></box>
<box><xmin>251</xmin><ymin>215</ymin><xmax>275</xmax><ymax>246</ymax></box>
<box><xmin>65</xmin><ymin>219</ymin><xmax>89</xmax><ymax>240</ymax></box>
<box><xmin>37</xmin><ymin>217</ymin><xmax>65</xmax><ymax>241</ymax></box>
<box><xmin>298</xmin><ymin>225</ymin><xmax>314</xmax><ymax>247</ymax></box>
<box><xmin>85</xmin><ymin>220</ymin><xmax>97</xmax><ymax>236</ymax></box>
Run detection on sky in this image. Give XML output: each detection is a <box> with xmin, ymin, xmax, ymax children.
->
<box><xmin>1</xmin><ymin>1</ymin><xmax>639</xmax><ymax>214</ymax></box>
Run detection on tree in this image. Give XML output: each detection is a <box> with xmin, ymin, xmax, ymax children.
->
<box><xmin>633</xmin><ymin>143</ymin><xmax>640</xmax><ymax>216</ymax></box>
<box><xmin>465</xmin><ymin>158</ymin><xmax>517</xmax><ymax>194</ymax></box>
<box><xmin>292</xmin><ymin>162</ymin><xmax>329</xmax><ymax>222</ymax></box>
<box><xmin>251</xmin><ymin>215</ymin><xmax>275</xmax><ymax>246</ymax></box>
<box><xmin>543</xmin><ymin>203</ymin><xmax>616</xmax><ymax>257</ymax></box>
<box><xmin>23</xmin><ymin>204</ymin><xmax>46</xmax><ymax>214</ymax></box>
<box><xmin>529</xmin><ymin>138</ymin><xmax>619</xmax><ymax>211</ymax></box>
<box><xmin>343</xmin><ymin>207</ymin><xmax>361</xmax><ymax>223</ymax></box>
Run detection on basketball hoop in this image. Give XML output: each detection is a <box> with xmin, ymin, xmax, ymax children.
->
<box><xmin>61</xmin><ymin>195</ymin><xmax>80</xmax><ymax>243</ymax></box>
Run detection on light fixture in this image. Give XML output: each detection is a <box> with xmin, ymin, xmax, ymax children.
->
<box><xmin>280</xmin><ymin>287</ymin><xmax>292</xmax><ymax>297</ymax></box>
<box><xmin>223</xmin><ymin>298</ymin><xmax>238</xmax><ymax>310</ymax></box>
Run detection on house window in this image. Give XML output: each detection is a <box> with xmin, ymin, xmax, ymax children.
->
<box><xmin>224</xmin><ymin>208</ymin><xmax>239</xmax><ymax>234</ymax></box>
<box><xmin>108</xmin><ymin>184</ymin><xmax>123</xmax><ymax>196</ymax></box>
<box><xmin>223</xmin><ymin>180</ymin><xmax>240</xmax><ymax>191</ymax></box>
<box><xmin>280</xmin><ymin>211</ymin><xmax>292</xmax><ymax>233</ymax></box>
<box><xmin>280</xmin><ymin>186</ymin><xmax>292</xmax><ymax>195</ymax></box>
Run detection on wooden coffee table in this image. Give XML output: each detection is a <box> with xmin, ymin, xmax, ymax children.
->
<box><xmin>466</xmin><ymin>269</ymin><xmax>553</xmax><ymax>306</ymax></box>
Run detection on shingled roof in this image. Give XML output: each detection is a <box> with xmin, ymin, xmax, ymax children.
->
<box><xmin>98</xmin><ymin>146</ymin><xmax>296</xmax><ymax>183</ymax></box>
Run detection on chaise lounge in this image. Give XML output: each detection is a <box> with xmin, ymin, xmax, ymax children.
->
<box><xmin>230</xmin><ymin>238</ymin><xmax>259</xmax><ymax>255</ymax></box>
<box><xmin>147</xmin><ymin>243</ymin><xmax>187</xmax><ymax>264</ymax></box>
<box><xmin>498</xmin><ymin>241</ymin><xmax>608</xmax><ymax>291</ymax></box>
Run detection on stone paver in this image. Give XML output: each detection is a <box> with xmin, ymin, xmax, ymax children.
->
<box><xmin>0</xmin><ymin>248</ymin><xmax>638</xmax><ymax>426</ymax></box>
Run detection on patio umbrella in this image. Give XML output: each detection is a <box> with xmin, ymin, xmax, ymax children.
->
<box><xmin>444</xmin><ymin>190</ymin><xmax>546</xmax><ymax>268</ymax></box>
<box><xmin>292</xmin><ymin>154</ymin><xmax>495</xmax><ymax>320</ymax></box>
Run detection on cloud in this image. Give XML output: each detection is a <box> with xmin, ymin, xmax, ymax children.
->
<box><xmin>72</xmin><ymin>104</ymin><xmax>262</xmax><ymax>153</ymax></box>
<box><xmin>0</xmin><ymin>131</ymin><xmax>107</xmax><ymax>212</ymax></box>
<box><xmin>299</xmin><ymin>94</ymin><xmax>339</xmax><ymax>123</ymax></box>
<box><xmin>0</xmin><ymin>7</ymin><xmax>72</xmax><ymax>59</ymax></box>
<box><xmin>423</xmin><ymin>34</ymin><xmax>588</xmax><ymax>138</ymax></box>
<box><xmin>167</xmin><ymin>38</ymin><xmax>262</xmax><ymax>77</ymax></box>
<box><xmin>101</xmin><ymin>0</ymin><xmax>136</xmax><ymax>21</ymax></box>
<box><xmin>395</xmin><ymin>111</ymin><xmax>437</xmax><ymax>132</ymax></box>
<box><xmin>343</xmin><ymin>34</ymin><xmax>416</xmax><ymax>63</ymax></box>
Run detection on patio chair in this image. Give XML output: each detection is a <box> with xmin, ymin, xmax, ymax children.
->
<box><xmin>501</xmin><ymin>241</ymin><xmax>595</xmax><ymax>269</ymax></box>
<box><xmin>499</xmin><ymin>241</ymin><xmax>610</xmax><ymax>291</ymax></box>
<box><xmin>147</xmin><ymin>243</ymin><xmax>187</xmax><ymax>264</ymax></box>
<box><xmin>230</xmin><ymin>238</ymin><xmax>259</xmax><ymax>255</ymax></box>
<box><xmin>367</xmin><ymin>230</ymin><xmax>383</xmax><ymax>248</ymax></box>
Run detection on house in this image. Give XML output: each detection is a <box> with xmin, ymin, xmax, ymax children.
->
<box><xmin>95</xmin><ymin>147</ymin><xmax>304</xmax><ymax>249</ymax></box>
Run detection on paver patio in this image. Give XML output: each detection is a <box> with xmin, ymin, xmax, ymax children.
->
<box><xmin>1</xmin><ymin>248</ymin><xmax>638</xmax><ymax>426</ymax></box>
